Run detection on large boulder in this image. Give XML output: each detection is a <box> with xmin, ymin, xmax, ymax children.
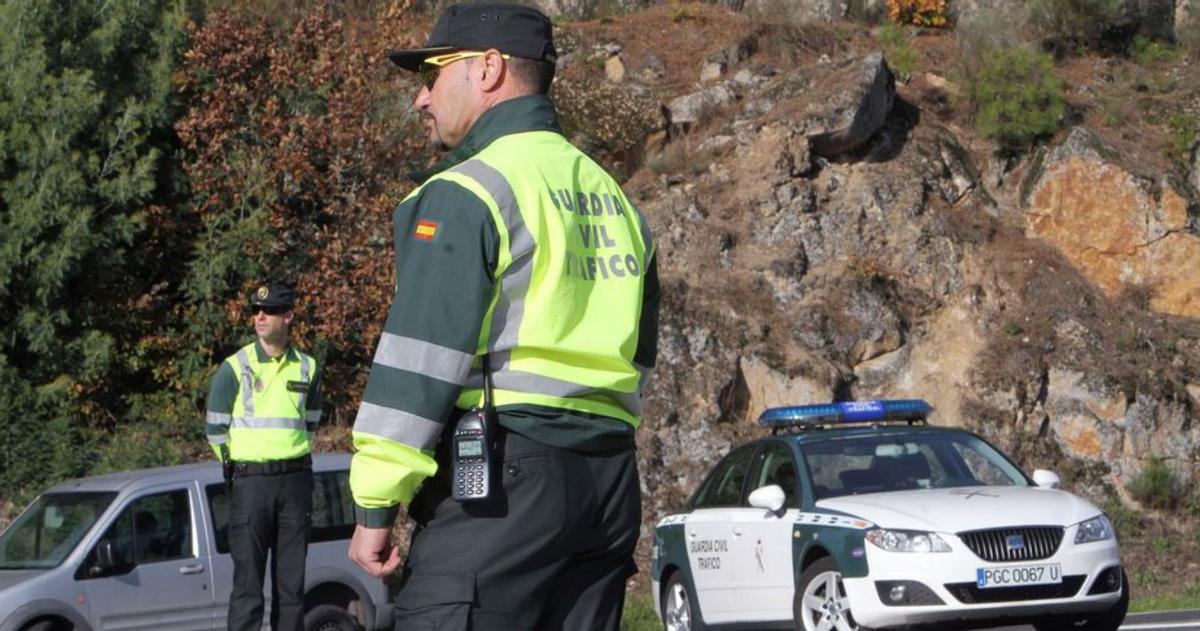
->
<box><xmin>1022</xmin><ymin>127</ymin><xmax>1200</xmax><ymax>318</ymax></box>
<box><xmin>665</xmin><ymin>83</ymin><xmax>739</xmax><ymax>135</ymax></box>
<box><xmin>766</xmin><ymin>52</ymin><xmax>895</xmax><ymax>157</ymax></box>
<box><xmin>743</xmin><ymin>0</ymin><xmax>848</xmax><ymax>22</ymax></box>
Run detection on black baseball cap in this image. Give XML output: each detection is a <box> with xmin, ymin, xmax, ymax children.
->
<box><xmin>249</xmin><ymin>282</ymin><xmax>294</xmax><ymax>310</ymax></box>
<box><xmin>388</xmin><ymin>3</ymin><xmax>557</xmax><ymax>71</ymax></box>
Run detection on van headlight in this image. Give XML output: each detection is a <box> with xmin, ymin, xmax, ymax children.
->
<box><xmin>866</xmin><ymin>528</ymin><xmax>951</xmax><ymax>553</ymax></box>
<box><xmin>1074</xmin><ymin>515</ymin><xmax>1114</xmax><ymax>544</ymax></box>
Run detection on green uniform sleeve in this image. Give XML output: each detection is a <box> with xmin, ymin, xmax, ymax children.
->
<box><xmin>306</xmin><ymin>362</ymin><xmax>323</xmax><ymax>438</ymax></box>
<box><xmin>635</xmin><ymin>252</ymin><xmax>660</xmax><ymax>370</ymax></box>
<box><xmin>205</xmin><ymin>361</ymin><xmax>238</xmax><ymax>461</ymax></box>
<box><xmin>351</xmin><ymin>178</ymin><xmax>499</xmax><ymax>526</ymax></box>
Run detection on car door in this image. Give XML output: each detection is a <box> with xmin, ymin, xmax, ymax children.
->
<box><xmin>684</xmin><ymin>444</ymin><xmax>758</xmax><ymax>626</ymax></box>
<box><xmin>80</xmin><ymin>484</ymin><xmax>215</xmax><ymax>630</ymax></box>
<box><xmin>733</xmin><ymin>441</ymin><xmax>802</xmax><ymax>623</ymax></box>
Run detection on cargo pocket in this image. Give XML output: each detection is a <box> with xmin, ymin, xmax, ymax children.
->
<box><xmin>393</xmin><ymin>570</ymin><xmax>475</xmax><ymax>631</ymax></box>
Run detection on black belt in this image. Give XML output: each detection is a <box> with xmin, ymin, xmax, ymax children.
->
<box><xmin>233</xmin><ymin>454</ymin><xmax>311</xmax><ymax>477</ymax></box>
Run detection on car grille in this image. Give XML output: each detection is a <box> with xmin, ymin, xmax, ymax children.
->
<box><xmin>957</xmin><ymin>526</ymin><xmax>1063</xmax><ymax>562</ymax></box>
<box><xmin>945</xmin><ymin>576</ymin><xmax>1085</xmax><ymax>604</ymax></box>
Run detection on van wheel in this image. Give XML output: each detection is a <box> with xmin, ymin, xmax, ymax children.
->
<box><xmin>304</xmin><ymin>604</ymin><xmax>360</xmax><ymax>631</ymax></box>
<box><xmin>22</xmin><ymin>621</ymin><xmax>67</xmax><ymax>631</ymax></box>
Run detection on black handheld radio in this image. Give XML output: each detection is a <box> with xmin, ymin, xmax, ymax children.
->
<box><xmin>451</xmin><ymin>356</ymin><xmax>495</xmax><ymax>501</ymax></box>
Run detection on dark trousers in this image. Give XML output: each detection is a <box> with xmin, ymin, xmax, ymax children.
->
<box><xmin>393</xmin><ymin>428</ymin><xmax>641</xmax><ymax>630</ymax></box>
<box><xmin>227</xmin><ymin>468</ymin><xmax>313</xmax><ymax>631</ymax></box>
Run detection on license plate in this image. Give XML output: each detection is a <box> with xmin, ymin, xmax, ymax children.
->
<box><xmin>976</xmin><ymin>563</ymin><xmax>1062</xmax><ymax>588</ymax></box>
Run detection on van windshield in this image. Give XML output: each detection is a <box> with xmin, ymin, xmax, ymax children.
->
<box><xmin>0</xmin><ymin>492</ymin><xmax>116</xmax><ymax>569</ymax></box>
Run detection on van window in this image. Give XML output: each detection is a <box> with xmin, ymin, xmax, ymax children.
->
<box><xmin>0</xmin><ymin>492</ymin><xmax>116</xmax><ymax>569</ymax></box>
<box><xmin>206</xmin><ymin>469</ymin><xmax>354</xmax><ymax>554</ymax></box>
<box><xmin>82</xmin><ymin>489</ymin><xmax>194</xmax><ymax>577</ymax></box>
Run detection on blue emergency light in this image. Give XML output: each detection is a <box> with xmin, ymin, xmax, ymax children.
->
<box><xmin>758</xmin><ymin>399</ymin><xmax>933</xmax><ymax>431</ymax></box>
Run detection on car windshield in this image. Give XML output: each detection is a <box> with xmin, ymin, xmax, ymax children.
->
<box><xmin>0</xmin><ymin>492</ymin><xmax>117</xmax><ymax>569</ymax></box>
<box><xmin>802</xmin><ymin>432</ymin><xmax>1029</xmax><ymax>500</ymax></box>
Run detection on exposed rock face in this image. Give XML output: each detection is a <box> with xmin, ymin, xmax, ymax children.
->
<box><xmin>1180</xmin><ymin>0</ymin><xmax>1200</xmax><ymax>42</ymax></box>
<box><xmin>1022</xmin><ymin>127</ymin><xmax>1200</xmax><ymax>318</ymax></box>
<box><xmin>529</xmin><ymin>0</ymin><xmax>651</xmax><ymax>18</ymax></box>
<box><xmin>766</xmin><ymin>52</ymin><xmax>895</xmax><ymax>157</ymax></box>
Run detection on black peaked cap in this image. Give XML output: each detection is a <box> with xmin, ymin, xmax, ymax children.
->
<box><xmin>388</xmin><ymin>3</ymin><xmax>556</xmax><ymax>71</ymax></box>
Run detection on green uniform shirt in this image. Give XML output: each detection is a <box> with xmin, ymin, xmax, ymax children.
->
<box><xmin>351</xmin><ymin>95</ymin><xmax>660</xmax><ymax>527</ymax></box>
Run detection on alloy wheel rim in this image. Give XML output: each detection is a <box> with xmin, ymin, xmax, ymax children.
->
<box><xmin>666</xmin><ymin>582</ymin><xmax>692</xmax><ymax>631</ymax></box>
<box><xmin>801</xmin><ymin>570</ymin><xmax>856</xmax><ymax>631</ymax></box>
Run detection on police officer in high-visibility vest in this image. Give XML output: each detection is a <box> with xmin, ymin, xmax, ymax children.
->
<box><xmin>207</xmin><ymin>282</ymin><xmax>323</xmax><ymax>631</ymax></box>
<box><xmin>347</xmin><ymin>4</ymin><xmax>660</xmax><ymax>629</ymax></box>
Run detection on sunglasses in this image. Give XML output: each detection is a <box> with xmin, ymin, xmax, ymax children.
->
<box><xmin>250</xmin><ymin>305</ymin><xmax>288</xmax><ymax>316</ymax></box>
<box><xmin>419</xmin><ymin>50</ymin><xmax>511</xmax><ymax>90</ymax></box>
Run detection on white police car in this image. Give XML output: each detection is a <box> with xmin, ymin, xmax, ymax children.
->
<box><xmin>650</xmin><ymin>400</ymin><xmax>1127</xmax><ymax>631</ymax></box>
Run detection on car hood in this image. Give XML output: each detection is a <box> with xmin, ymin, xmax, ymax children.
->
<box><xmin>815</xmin><ymin>486</ymin><xmax>1101</xmax><ymax>533</ymax></box>
<box><xmin>0</xmin><ymin>569</ymin><xmax>45</xmax><ymax>593</ymax></box>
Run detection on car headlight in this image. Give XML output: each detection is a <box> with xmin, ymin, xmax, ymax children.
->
<box><xmin>866</xmin><ymin>528</ymin><xmax>952</xmax><ymax>553</ymax></box>
<box><xmin>1074</xmin><ymin>515</ymin><xmax>1114</xmax><ymax>544</ymax></box>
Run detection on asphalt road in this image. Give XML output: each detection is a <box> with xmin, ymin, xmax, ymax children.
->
<box><xmin>987</xmin><ymin>610</ymin><xmax>1200</xmax><ymax>630</ymax></box>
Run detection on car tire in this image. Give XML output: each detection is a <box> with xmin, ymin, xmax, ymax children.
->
<box><xmin>304</xmin><ymin>604</ymin><xmax>360</xmax><ymax>631</ymax></box>
<box><xmin>793</xmin><ymin>557</ymin><xmax>869</xmax><ymax>631</ymax></box>
<box><xmin>661</xmin><ymin>571</ymin><xmax>704</xmax><ymax>631</ymax></box>
<box><xmin>21</xmin><ymin>622</ymin><xmax>63</xmax><ymax>631</ymax></box>
<box><xmin>1033</xmin><ymin>569</ymin><xmax>1129</xmax><ymax>631</ymax></box>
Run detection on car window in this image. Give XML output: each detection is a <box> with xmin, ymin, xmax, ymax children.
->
<box><xmin>693</xmin><ymin>446</ymin><xmax>757</xmax><ymax>508</ymax></box>
<box><xmin>749</xmin><ymin>443</ymin><xmax>800</xmax><ymax>509</ymax></box>
<box><xmin>802</xmin><ymin>432</ymin><xmax>1027</xmax><ymax>500</ymax></box>
<box><xmin>206</xmin><ymin>469</ymin><xmax>355</xmax><ymax>553</ymax></box>
<box><xmin>311</xmin><ymin>470</ymin><xmax>355</xmax><ymax>543</ymax></box>
<box><xmin>0</xmin><ymin>492</ymin><xmax>115</xmax><ymax>570</ymax></box>
<box><xmin>82</xmin><ymin>489</ymin><xmax>193</xmax><ymax>577</ymax></box>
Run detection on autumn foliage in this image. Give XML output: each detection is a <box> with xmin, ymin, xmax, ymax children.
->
<box><xmin>886</xmin><ymin>0</ymin><xmax>949</xmax><ymax>27</ymax></box>
<box><xmin>173</xmin><ymin>2</ymin><xmax>432</xmax><ymax>436</ymax></box>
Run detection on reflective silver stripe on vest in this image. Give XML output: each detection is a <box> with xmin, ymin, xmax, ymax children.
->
<box><xmin>298</xmin><ymin>353</ymin><xmax>311</xmax><ymax>412</ymax></box>
<box><xmin>209</xmin><ymin>434</ymin><xmax>229</xmax><ymax>445</ymax></box>
<box><xmin>353</xmin><ymin>402</ymin><xmax>442</xmax><ymax>451</ymax></box>
<box><xmin>374</xmin><ymin>332</ymin><xmax>473</xmax><ymax>385</ymax></box>
<box><xmin>231</xmin><ymin>416</ymin><xmax>307</xmax><ymax>430</ymax></box>
<box><xmin>235</xmin><ymin>349</ymin><xmax>255</xmax><ymax>416</ymax></box>
<box><xmin>449</xmin><ymin>160</ymin><xmax>534</xmax><ymax>352</ymax></box>
<box><xmin>465</xmin><ymin>353</ymin><xmax>643</xmax><ymax>415</ymax></box>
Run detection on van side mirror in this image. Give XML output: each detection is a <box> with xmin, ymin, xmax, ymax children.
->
<box><xmin>748</xmin><ymin>484</ymin><xmax>786</xmax><ymax>516</ymax></box>
<box><xmin>90</xmin><ymin>539</ymin><xmax>119</xmax><ymax>578</ymax></box>
<box><xmin>1032</xmin><ymin>469</ymin><xmax>1061</xmax><ymax>489</ymax></box>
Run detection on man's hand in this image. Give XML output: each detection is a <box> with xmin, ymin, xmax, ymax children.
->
<box><xmin>349</xmin><ymin>524</ymin><xmax>403</xmax><ymax>577</ymax></box>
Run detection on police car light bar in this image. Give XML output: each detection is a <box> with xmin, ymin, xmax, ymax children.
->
<box><xmin>758</xmin><ymin>399</ymin><xmax>933</xmax><ymax>431</ymax></box>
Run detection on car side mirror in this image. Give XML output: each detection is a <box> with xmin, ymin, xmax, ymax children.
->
<box><xmin>1032</xmin><ymin>469</ymin><xmax>1061</xmax><ymax>489</ymax></box>
<box><xmin>748</xmin><ymin>484</ymin><xmax>786</xmax><ymax>515</ymax></box>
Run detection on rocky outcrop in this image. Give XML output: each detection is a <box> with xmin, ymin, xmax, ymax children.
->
<box><xmin>1022</xmin><ymin>127</ymin><xmax>1200</xmax><ymax>318</ymax></box>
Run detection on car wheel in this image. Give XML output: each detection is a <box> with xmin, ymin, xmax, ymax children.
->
<box><xmin>304</xmin><ymin>604</ymin><xmax>360</xmax><ymax>631</ymax></box>
<box><xmin>662</xmin><ymin>571</ymin><xmax>702</xmax><ymax>631</ymax></box>
<box><xmin>1033</xmin><ymin>569</ymin><xmax>1129</xmax><ymax>631</ymax></box>
<box><xmin>22</xmin><ymin>622</ymin><xmax>63</xmax><ymax>631</ymax></box>
<box><xmin>794</xmin><ymin>557</ymin><xmax>867</xmax><ymax>631</ymax></box>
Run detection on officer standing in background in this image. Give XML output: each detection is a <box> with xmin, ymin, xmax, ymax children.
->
<box><xmin>347</xmin><ymin>4</ymin><xmax>660</xmax><ymax>629</ymax></box>
<box><xmin>207</xmin><ymin>282</ymin><xmax>323</xmax><ymax>631</ymax></box>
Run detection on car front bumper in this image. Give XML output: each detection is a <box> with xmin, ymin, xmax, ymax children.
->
<box><xmin>843</xmin><ymin>534</ymin><xmax>1123</xmax><ymax>628</ymax></box>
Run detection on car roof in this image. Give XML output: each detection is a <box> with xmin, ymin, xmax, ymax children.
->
<box><xmin>41</xmin><ymin>453</ymin><xmax>352</xmax><ymax>495</ymax></box>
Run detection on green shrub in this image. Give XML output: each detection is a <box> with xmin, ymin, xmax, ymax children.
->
<box><xmin>967</xmin><ymin>46</ymin><xmax>1065</xmax><ymax>149</ymax></box>
<box><xmin>1164</xmin><ymin>112</ymin><xmax>1199</xmax><ymax>164</ymax></box>
<box><xmin>621</xmin><ymin>592</ymin><xmax>660</xmax><ymax>630</ymax></box>
<box><xmin>1126</xmin><ymin>457</ymin><xmax>1177</xmax><ymax>510</ymax></box>
<box><xmin>1129</xmin><ymin>35</ymin><xmax>1178</xmax><ymax>66</ymax></box>
<box><xmin>876</xmin><ymin>23</ymin><xmax>919</xmax><ymax>82</ymax></box>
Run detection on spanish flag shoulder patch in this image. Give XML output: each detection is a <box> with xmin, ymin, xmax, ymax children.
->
<box><xmin>414</xmin><ymin>219</ymin><xmax>439</xmax><ymax>241</ymax></box>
